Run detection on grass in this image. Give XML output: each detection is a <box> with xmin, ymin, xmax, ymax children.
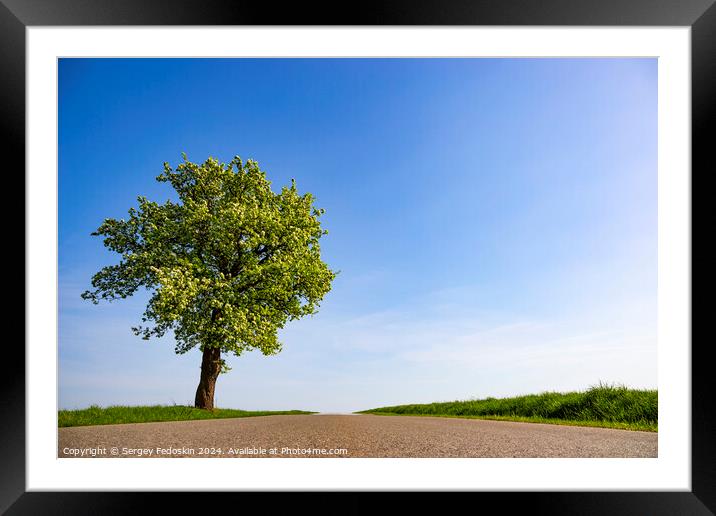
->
<box><xmin>356</xmin><ymin>383</ymin><xmax>658</xmax><ymax>432</ymax></box>
<box><xmin>58</xmin><ymin>405</ymin><xmax>315</xmax><ymax>427</ymax></box>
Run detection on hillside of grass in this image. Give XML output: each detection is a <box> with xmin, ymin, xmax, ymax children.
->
<box><xmin>58</xmin><ymin>405</ymin><xmax>315</xmax><ymax>427</ymax></box>
<box><xmin>357</xmin><ymin>384</ymin><xmax>657</xmax><ymax>431</ymax></box>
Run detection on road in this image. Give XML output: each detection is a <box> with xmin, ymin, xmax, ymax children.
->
<box><xmin>58</xmin><ymin>414</ymin><xmax>657</xmax><ymax>458</ymax></box>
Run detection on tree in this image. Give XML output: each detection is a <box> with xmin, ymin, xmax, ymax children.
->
<box><xmin>82</xmin><ymin>154</ymin><xmax>336</xmax><ymax>410</ymax></box>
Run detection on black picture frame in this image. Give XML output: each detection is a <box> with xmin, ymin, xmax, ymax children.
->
<box><xmin>5</xmin><ymin>1</ymin><xmax>712</xmax><ymax>513</ymax></box>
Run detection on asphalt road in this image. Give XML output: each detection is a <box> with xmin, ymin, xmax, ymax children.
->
<box><xmin>58</xmin><ymin>414</ymin><xmax>657</xmax><ymax>458</ymax></box>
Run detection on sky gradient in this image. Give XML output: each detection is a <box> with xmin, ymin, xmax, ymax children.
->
<box><xmin>59</xmin><ymin>58</ymin><xmax>657</xmax><ymax>412</ymax></box>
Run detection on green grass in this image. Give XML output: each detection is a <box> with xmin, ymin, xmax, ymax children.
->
<box><xmin>356</xmin><ymin>383</ymin><xmax>658</xmax><ymax>432</ymax></box>
<box><xmin>58</xmin><ymin>405</ymin><xmax>315</xmax><ymax>427</ymax></box>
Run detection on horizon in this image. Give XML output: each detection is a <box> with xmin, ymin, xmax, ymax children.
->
<box><xmin>59</xmin><ymin>58</ymin><xmax>657</xmax><ymax>412</ymax></box>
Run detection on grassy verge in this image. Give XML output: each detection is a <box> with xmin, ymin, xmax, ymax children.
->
<box><xmin>59</xmin><ymin>405</ymin><xmax>315</xmax><ymax>427</ymax></box>
<box><xmin>356</xmin><ymin>384</ymin><xmax>657</xmax><ymax>432</ymax></box>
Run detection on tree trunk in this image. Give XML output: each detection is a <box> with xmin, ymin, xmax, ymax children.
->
<box><xmin>194</xmin><ymin>345</ymin><xmax>222</xmax><ymax>410</ymax></box>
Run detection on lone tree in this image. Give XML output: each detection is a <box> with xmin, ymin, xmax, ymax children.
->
<box><xmin>82</xmin><ymin>154</ymin><xmax>336</xmax><ymax>410</ymax></box>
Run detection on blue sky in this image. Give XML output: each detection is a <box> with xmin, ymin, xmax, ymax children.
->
<box><xmin>59</xmin><ymin>58</ymin><xmax>657</xmax><ymax>412</ymax></box>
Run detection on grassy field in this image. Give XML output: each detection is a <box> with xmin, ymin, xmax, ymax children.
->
<box><xmin>58</xmin><ymin>405</ymin><xmax>315</xmax><ymax>427</ymax></box>
<box><xmin>357</xmin><ymin>384</ymin><xmax>658</xmax><ymax>432</ymax></box>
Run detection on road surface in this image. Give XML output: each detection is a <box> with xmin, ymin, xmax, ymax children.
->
<box><xmin>58</xmin><ymin>414</ymin><xmax>657</xmax><ymax>458</ymax></box>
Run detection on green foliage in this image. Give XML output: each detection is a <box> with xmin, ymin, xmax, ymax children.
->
<box><xmin>82</xmin><ymin>154</ymin><xmax>336</xmax><ymax>358</ymax></box>
<box><xmin>58</xmin><ymin>405</ymin><xmax>314</xmax><ymax>427</ymax></box>
<box><xmin>358</xmin><ymin>383</ymin><xmax>658</xmax><ymax>431</ymax></box>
